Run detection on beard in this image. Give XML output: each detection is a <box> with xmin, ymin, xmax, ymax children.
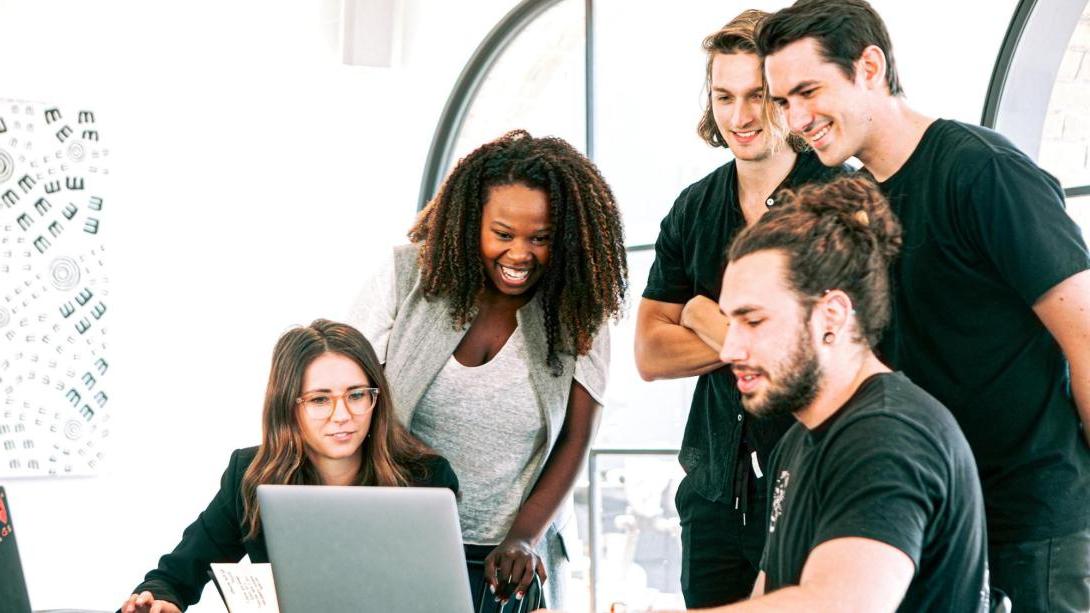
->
<box><xmin>741</xmin><ymin>325</ymin><xmax>822</xmax><ymax>419</ymax></box>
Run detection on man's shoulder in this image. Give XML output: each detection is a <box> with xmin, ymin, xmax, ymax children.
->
<box><xmin>771</xmin><ymin>421</ymin><xmax>810</xmax><ymax>460</ymax></box>
<box><xmin>834</xmin><ymin>374</ymin><xmax>972</xmax><ymax>458</ymax></box>
<box><xmin>921</xmin><ymin>119</ymin><xmax>1033</xmax><ymax>171</ymax></box>
<box><xmin>932</xmin><ymin>118</ymin><xmax>1009</xmax><ymax>146</ymax></box>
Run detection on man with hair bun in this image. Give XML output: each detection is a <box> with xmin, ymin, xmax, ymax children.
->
<box><xmin>634</xmin><ymin>10</ymin><xmax>847</xmax><ymax>606</ymax></box>
<box><xmin>704</xmin><ymin>175</ymin><xmax>988</xmax><ymax>611</ymax></box>
<box><xmin>546</xmin><ymin>176</ymin><xmax>989</xmax><ymax>612</ymax></box>
<box><xmin>758</xmin><ymin>1</ymin><xmax>1090</xmax><ymax>608</ymax></box>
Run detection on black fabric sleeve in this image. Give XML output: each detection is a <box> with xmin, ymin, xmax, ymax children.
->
<box><xmin>416</xmin><ymin>454</ymin><xmax>459</xmax><ymax>495</ymax></box>
<box><xmin>642</xmin><ymin>192</ymin><xmax>692</xmax><ymax>305</ymax></box>
<box><xmin>131</xmin><ymin>449</ymin><xmax>249</xmax><ymax>610</ymax></box>
<box><xmin>811</xmin><ymin>415</ymin><xmax>947</xmax><ymax>570</ymax></box>
<box><xmin>961</xmin><ymin>154</ymin><xmax>1090</xmax><ymax>305</ymax></box>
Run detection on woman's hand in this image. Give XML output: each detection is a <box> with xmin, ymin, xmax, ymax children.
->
<box><xmin>483</xmin><ymin>536</ymin><xmax>547</xmax><ymax>604</ymax></box>
<box><xmin>120</xmin><ymin>591</ymin><xmax>182</xmax><ymax>613</ymax></box>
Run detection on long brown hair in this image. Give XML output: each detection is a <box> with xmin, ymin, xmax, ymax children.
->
<box><xmin>240</xmin><ymin>319</ymin><xmax>435</xmax><ymax>539</ymax></box>
<box><xmin>697</xmin><ymin>9</ymin><xmax>806</xmax><ymax>152</ymax></box>
<box><xmin>410</xmin><ymin>130</ymin><xmax>627</xmax><ymax>374</ymax></box>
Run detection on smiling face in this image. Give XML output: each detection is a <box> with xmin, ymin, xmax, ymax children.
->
<box><xmin>711</xmin><ymin>51</ymin><xmax>778</xmax><ymax>162</ymax></box>
<box><xmin>764</xmin><ymin>37</ymin><xmax>874</xmax><ymax>167</ymax></box>
<box><xmin>296</xmin><ymin>352</ymin><xmax>373</xmax><ymax>469</ymax></box>
<box><xmin>718</xmin><ymin>250</ymin><xmax>822</xmax><ymax>418</ymax></box>
<box><xmin>479</xmin><ymin>183</ymin><xmax>552</xmax><ymax>296</ymax></box>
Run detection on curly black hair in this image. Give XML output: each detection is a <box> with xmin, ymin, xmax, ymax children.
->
<box><xmin>409</xmin><ymin>130</ymin><xmax>627</xmax><ymax>374</ymax></box>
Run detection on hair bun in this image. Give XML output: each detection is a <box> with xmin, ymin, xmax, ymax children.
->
<box><xmin>801</xmin><ymin>174</ymin><xmax>902</xmax><ymax>261</ymax></box>
<box><xmin>727</xmin><ymin>173</ymin><xmax>902</xmax><ymax>349</ymax></box>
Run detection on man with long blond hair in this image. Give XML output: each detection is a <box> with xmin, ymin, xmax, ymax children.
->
<box><xmin>633</xmin><ymin>9</ymin><xmax>847</xmax><ymax>606</ymax></box>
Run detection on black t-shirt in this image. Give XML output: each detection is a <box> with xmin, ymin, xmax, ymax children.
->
<box><xmin>876</xmin><ymin>119</ymin><xmax>1090</xmax><ymax>541</ymax></box>
<box><xmin>643</xmin><ymin>151</ymin><xmax>847</xmax><ymax>502</ymax></box>
<box><xmin>762</xmin><ymin>372</ymin><xmax>988</xmax><ymax>612</ymax></box>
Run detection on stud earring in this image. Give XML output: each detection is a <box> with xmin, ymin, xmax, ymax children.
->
<box><xmin>822</xmin><ymin>331</ymin><xmax>835</xmax><ymax>345</ymax></box>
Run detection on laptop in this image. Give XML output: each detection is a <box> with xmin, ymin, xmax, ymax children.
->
<box><xmin>257</xmin><ymin>485</ymin><xmax>474</xmax><ymax>613</ymax></box>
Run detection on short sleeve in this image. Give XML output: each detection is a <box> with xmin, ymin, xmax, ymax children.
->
<box><xmin>346</xmin><ymin>249</ymin><xmax>398</xmax><ymax>362</ymax></box>
<box><xmin>574</xmin><ymin>324</ymin><xmax>610</xmax><ymax>405</ymax></box>
<box><xmin>812</xmin><ymin>416</ymin><xmax>947</xmax><ymax>569</ymax></box>
<box><xmin>962</xmin><ymin>155</ymin><xmax>1090</xmax><ymax>305</ymax></box>
<box><xmin>643</xmin><ymin>194</ymin><xmax>693</xmax><ymax>305</ymax></box>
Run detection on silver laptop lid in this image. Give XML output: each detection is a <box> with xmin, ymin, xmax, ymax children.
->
<box><xmin>257</xmin><ymin>485</ymin><xmax>473</xmax><ymax>613</ymax></box>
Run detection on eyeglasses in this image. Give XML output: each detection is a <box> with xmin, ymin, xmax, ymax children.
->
<box><xmin>295</xmin><ymin>387</ymin><xmax>379</xmax><ymax>420</ymax></box>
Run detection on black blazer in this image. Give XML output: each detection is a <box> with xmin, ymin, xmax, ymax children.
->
<box><xmin>130</xmin><ymin>446</ymin><xmax>458</xmax><ymax>610</ymax></box>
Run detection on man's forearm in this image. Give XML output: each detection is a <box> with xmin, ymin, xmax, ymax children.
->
<box><xmin>652</xmin><ymin>585</ymin><xmax>828</xmax><ymax>613</ymax></box>
<box><xmin>635</xmin><ymin>323</ymin><xmax>723</xmax><ymax>380</ymax></box>
<box><xmin>680</xmin><ymin>295</ymin><xmax>730</xmax><ymax>354</ymax></box>
<box><xmin>636</xmin><ymin>299</ymin><xmax>724</xmax><ymax>380</ymax></box>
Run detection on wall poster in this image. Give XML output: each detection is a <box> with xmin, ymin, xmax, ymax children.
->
<box><xmin>0</xmin><ymin>99</ymin><xmax>110</xmax><ymax>477</ymax></box>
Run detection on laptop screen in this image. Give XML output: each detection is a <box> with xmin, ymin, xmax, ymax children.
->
<box><xmin>257</xmin><ymin>485</ymin><xmax>474</xmax><ymax>613</ymax></box>
<box><xmin>0</xmin><ymin>486</ymin><xmax>33</xmax><ymax>613</ymax></box>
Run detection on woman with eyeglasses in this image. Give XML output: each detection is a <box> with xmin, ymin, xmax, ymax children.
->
<box><xmin>120</xmin><ymin>319</ymin><xmax>456</xmax><ymax>613</ymax></box>
<box><xmin>349</xmin><ymin>130</ymin><xmax>627</xmax><ymax>610</ymax></box>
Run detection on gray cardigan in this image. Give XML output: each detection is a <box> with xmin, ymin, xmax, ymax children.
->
<box><xmin>357</xmin><ymin>243</ymin><xmax>609</xmax><ymax>609</ymax></box>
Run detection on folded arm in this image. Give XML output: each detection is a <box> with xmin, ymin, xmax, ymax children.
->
<box><xmin>635</xmin><ymin>297</ymin><xmax>727</xmax><ymax>380</ymax></box>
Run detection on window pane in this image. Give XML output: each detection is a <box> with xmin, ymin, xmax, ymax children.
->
<box><xmin>599</xmin><ymin>248</ymin><xmax>694</xmax><ymax>449</ymax></box>
<box><xmin>448</xmin><ymin>0</ymin><xmax>585</xmax><ymax>167</ymax></box>
<box><xmin>1068</xmin><ymin>193</ymin><xmax>1090</xmax><ymax>235</ymax></box>
<box><xmin>1040</xmin><ymin>2</ymin><xmax>1090</xmax><ymax>189</ymax></box>
<box><xmin>580</xmin><ymin>453</ymin><xmax>686</xmax><ymax>612</ymax></box>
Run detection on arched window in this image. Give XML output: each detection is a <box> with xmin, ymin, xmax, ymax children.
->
<box><xmin>984</xmin><ymin>0</ymin><xmax>1090</xmax><ymax>226</ymax></box>
<box><xmin>419</xmin><ymin>1</ymin><xmax>1075</xmax><ymax>609</ymax></box>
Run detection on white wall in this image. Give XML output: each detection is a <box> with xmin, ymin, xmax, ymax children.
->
<box><xmin>0</xmin><ymin>0</ymin><xmax>514</xmax><ymax>609</ymax></box>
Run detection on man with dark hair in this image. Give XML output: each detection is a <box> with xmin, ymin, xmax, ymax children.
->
<box><xmin>549</xmin><ymin>176</ymin><xmax>990</xmax><ymax>613</ymax></box>
<box><xmin>758</xmin><ymin>1</ymin><xmax>1090</xmax><ymax>609</ymax></box>
<box><xmin>633</xmin><ymin>9</ymin><xmax>846</xmax><ymax>607</ymax></box>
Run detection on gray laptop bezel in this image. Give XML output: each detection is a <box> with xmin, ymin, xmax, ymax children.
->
<box><xmin>257</xmin><ymin>484</ymin><xmax>473</xmax><ymax>613</ymax></box>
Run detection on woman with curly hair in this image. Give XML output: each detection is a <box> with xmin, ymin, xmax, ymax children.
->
<box><xmin>350</xmin><ymin>130</ymin><xmax>627</xmax><ymax>610</ymax></box>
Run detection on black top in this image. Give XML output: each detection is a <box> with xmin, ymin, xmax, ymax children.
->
<box><xmin>762</xmin><ymin>372</ymin><xmax>988</xmax><ymax>612</ymax></box>
<box><xmin>643</xmin><ymin>151</ymin><xmax>848</xmax><ymax>502</ymax></box>
<box><xmin>130</xmin><ymin>447</ymin><xmax>459</xmax><ymax>610</ymax></box>
<box><xmin>876</xmin><ymin>119</ymin><xmax>1090</xmax><ymax>541</ymax></box>
<box><xmin>0</xmin><ymin>487</ymin><xmax>32</xmax><ymax>613</ymax></box>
